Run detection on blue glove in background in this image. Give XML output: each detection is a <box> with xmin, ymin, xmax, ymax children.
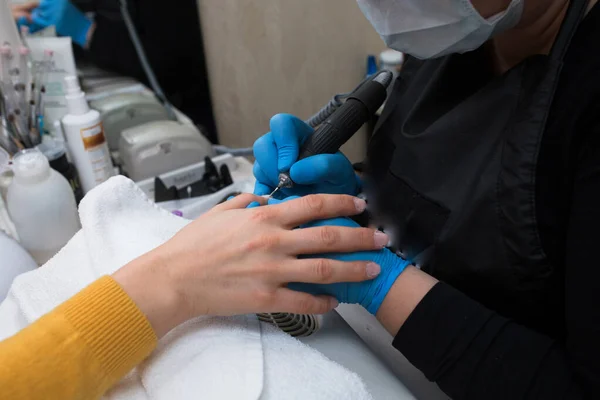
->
<box><xmin>253</xmin><ymin>114</ymin><xmax>361</xmax><ymax>197</ymax></box>
<box><xmin>26</xmin><ymin>0</ymin><xmax>92</xmax><ymax>47</ymax></box>
<box><xmin>16</xmin><ymin>17</ymin><xmax>30</xmax><ymax>33</ymax></box>
<box><xmin>267</xmin><ymin>197</ymin><xmax>410</xmax><ymax>315</ymax></box>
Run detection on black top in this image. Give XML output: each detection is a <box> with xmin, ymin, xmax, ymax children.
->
<box><xmin>392</xmin><ymin>4</ymin><xmax>600</xmax><ymax>399</ymax></box>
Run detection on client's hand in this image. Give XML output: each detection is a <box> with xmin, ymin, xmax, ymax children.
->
<box><xmin>113</xmin><ymin>193</ymin><xmax>389</xmax><ymax>337</ymax></box>
<box><xmin>268</xmin><ymin>197</ymin><xmax>410</xmax><ymax>315</ymax></box>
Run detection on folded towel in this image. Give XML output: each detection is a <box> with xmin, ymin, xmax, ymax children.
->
<box><xmin>0</xmin><ymin>176</ymin><xmax>372</xmax><ymax>400</ymax></box>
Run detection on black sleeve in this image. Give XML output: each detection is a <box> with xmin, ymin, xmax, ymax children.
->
<box><xmin>392</xmin><ymin>123</ymin><xmax>600</xmax><ymax>399</ymax></box>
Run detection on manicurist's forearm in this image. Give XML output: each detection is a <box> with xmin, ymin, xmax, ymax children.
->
<box><xmin>375</xmin><ymin>266</ymin><xmax>438</xmax><ymax>334</ymax></box>
<box><xmin>379</xmin><ymin>269</ymin><xmax>587</xmax><ymax>399</ymax></box>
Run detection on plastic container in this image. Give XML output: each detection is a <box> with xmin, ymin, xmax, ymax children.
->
<box><xmin>0</xmin><ymin>232</ymin><xmax>37</xmax><ymax>301</ymax></box>
<box><xmin>37</xmin><ymin>135</ymin><xmax>83</xmax><ymax>203</ymax></box>
<box><xmin>62</xmin><ymin>75</ymin><xmax>114</xmax><ymax>193</ymax></box>
<box><xmin>7</xmin><ymin>149</ymin><xmax>80</xmax><ymax>265</ymax></box>
<box><xmin>379</xmin><ymin>49</ymin><xmax>404</xmax><ymax>74</ymax></box>
<box><xmin>379</xmin><ymin>49</ymin><xmax>404</xmax><ymax>94</ymax></box>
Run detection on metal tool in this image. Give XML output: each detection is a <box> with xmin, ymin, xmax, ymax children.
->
<box><xmin>270</xmin><ymin>71</ymin><xmax>392</xmax><ymax>196</ymax></box>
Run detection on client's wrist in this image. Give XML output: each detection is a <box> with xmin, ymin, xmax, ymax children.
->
<box><xmin>112</xmin><ymin>250</ymin><xmax>189</xmax><ymax>338</ymax></box>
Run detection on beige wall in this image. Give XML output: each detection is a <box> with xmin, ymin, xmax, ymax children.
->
<box><xmin>197</xmin><ymin>0</ymin><xmax>385</xmax><ymax>162</ymax></box>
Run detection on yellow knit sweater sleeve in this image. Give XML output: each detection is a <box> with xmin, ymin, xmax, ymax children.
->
<box><xmin>0</xmin><ymin>276</ymin><xmax>157</xmax><ymax>400</ymax></box>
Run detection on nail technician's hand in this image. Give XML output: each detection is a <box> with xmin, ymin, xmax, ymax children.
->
<box><xmin>23</xmin><ymin>0</ymin><xmax>92</xmax><ymax>46</ymax></box>
<box><xmin>294</xmin><ymin>218</ymin><xmax>410</xmax><ymax>315</ymax></box>
<box><xmin>253</xmin><ymin>114</ymin><xmax>361</xmax><ymax>197</ymax></box>
<box><xmin>113</xmin><ymin>193</ymin><xmax>388</xmax><ymax>337</ymax></box>
<box><xmin>267</xmin><ymin>197</ymin><xmax>409</xmax><ymax>315</ymax></box>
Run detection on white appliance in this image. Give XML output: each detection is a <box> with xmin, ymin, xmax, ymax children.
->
<box><xmin>136</xmin><ymin>154</ymin><xmax>252</xmax><ymax>215</ymax></box>
<box><xmin>89</xmin><ymin>92</ymin><xmax>170</xmax><ymax>151</ymax></box>
<box><xmin>120</xmin><ymin>120</ymin><xmax>215</xmax><ymax>182</ymax></box>
<box><xmin>78</xmin><ymin>67</ymin><xmax>175</xmax><ymax>152</ymax></box>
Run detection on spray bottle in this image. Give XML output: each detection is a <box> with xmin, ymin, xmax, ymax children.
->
<box><xmin>62</xmin><ymin>75</ymin><xmax>113</xmax><ymax>193</ymax></box>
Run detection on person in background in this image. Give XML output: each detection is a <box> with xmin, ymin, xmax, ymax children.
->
<box><xmin>13</xmin><ymin>0</ymin><xmax>218</xmax><ymax>143</ymax></box>
<box><xmin>9</xmin><ymin>1</ymin><xmax>38</xmax><ymax>21</ymax></box>
<box><xmin>0</xmin><ymin>193</ymin><xmax>401</xmax><ymax>400</ymax></box>
<box><xmin>253</xmin><ymin>0</ymin><xmax>600</xmax><ymax>398</ymax></box>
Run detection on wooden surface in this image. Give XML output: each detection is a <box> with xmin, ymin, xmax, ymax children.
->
<box><xmin>196</xmin><ymin>0</ymin><xmax>386</xmax><ymax>162</ymax></box>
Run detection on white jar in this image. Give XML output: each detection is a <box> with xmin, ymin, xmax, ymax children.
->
<box><xmin>0</xmin><ymin>232</ymin><xmax>37</xmax><ymax>301</ymax></box>
<box><xmin>379</xmin><ymin>49</ymin><xmax>404</xmax><ymax>94</ymax></box>
<box><xmin>7</xmin><ymin>149</ymin><xmax>80</xmax><ymax>265</ymax></box>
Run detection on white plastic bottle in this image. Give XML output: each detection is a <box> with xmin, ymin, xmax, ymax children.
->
<box><xmin>7</xmin><ymin>149</ymin><xmax>81</xmax><ymax>265</ymax></box>
<box><xmin>0</xmin><ymin>232</ymin><xmax>37</xmax><ymax>300</ymax></box>
<box><xmin>62</xmin><ymin>75</ymin><xmax>114</xmax><ymax>193</ymax></box>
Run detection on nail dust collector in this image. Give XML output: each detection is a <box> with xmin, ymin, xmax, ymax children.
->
<box><xmin>89</xmin><ymin>92</ymin><xmax>170</xmax><ymax>151</ymax></box>
<box><xmin>119</xmin><ymin>120</ymin><xmax>214</xmax><ymax>182</ymax></box>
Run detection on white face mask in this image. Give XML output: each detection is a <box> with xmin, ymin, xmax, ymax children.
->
<box><xmin>357</xmin><ymin>0</ymin><xmax>524</xmax><ymax>59</ymax></box>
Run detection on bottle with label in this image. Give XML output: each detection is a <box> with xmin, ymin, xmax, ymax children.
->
<box><xmin>61</xmin><ymin>75</ymin><xmax>114</xmax><ymax>193</ymax></box>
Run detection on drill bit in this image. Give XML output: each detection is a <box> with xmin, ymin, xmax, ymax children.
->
<box><xmin>269</xmin><ymin>186</ymin><xmax>281</xmax><ymax>197</ymax></box>
<box><xmin>268</xmin><ymin>173</ymin><xmax>295</xmax><ymax>197</ymax></box>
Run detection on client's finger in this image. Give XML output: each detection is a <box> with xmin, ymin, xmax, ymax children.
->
<box><xmin>283</xmin><ymin>258</ymin><xmax>380</xmax><ymax>284</ymax></box>
<box><xmin>270</xmin><ymin>194</ymin><xmax>367</xmax><ymax>228</ymax></box>
<box><xmin>274</xmin><ymin>289</ymin><xmax>338</xmax><ymax>315</ymax></box>
<box><xmin>283</xmin><ymin>226</ymin><xmax>388</xmax><ymax>254</ymax></box>
<box><xmin>212</xmin><ymin>193</ymin><xmax>266</xmax><ymax>212</ymax></box>
<box><xmin>267</xmin><ymin>196</ymin><xmax>300</xmax><ymax>206</ymax></box>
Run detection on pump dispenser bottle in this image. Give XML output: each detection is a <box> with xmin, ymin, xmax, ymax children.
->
<box><xmin>7</xmin><ymin>149</ymin><xmax>80</xmax><ymax>265</ymax></box>
<box><xmin>62</xmin><ymin>75</ymin><xmax>114</xmax><ymax>193</ymax></box>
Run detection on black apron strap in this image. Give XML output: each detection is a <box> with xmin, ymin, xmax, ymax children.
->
<box><xmin>550</xmin><ymin>0</ymin><xmax>591</xmax><ymax>61</ymax></box>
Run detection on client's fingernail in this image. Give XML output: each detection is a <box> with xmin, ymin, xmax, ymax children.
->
<box><xmin>374</xmin><ymin>231</ymin><xmax>389</xmax><ymax>248</ymax></box>
<box><xmin>366</xmin><ymin>263</ymin><xmax>381</xmax><ymax>278</ymax></box>
<box><xmin>354</xmin><ymin>198</ymin><xmax>367</xmax><ymax>212</ymax></box>
<box><xmin>330</xmin><ymin>298</ymin><xmax>339</xmax><ymax>308</ymax></box>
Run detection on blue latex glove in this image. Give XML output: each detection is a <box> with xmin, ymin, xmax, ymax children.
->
<box><xmin>253</xmin><ymin>114</ymin><xmax>361</xmax><ymax>197</ymax></box>
<box><xmin>16</xmin><ymin>17</ymin><xmax>30</xmax><ymax>33</ymax></box>
<box><xmin>25</xmin><ymin>0</ymin><xmax>92</xmax><ymax>47</ymax></box>
<box><xmin>268</xmin><ymin>197</ymin><xmax>410</xmax><ymax>315</ymax></box>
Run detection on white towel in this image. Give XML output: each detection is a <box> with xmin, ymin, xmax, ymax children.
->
<box><xmin>0</xmin><ymin>176</ymin><xmax>372</xmax><ymax>400</ymax></box>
